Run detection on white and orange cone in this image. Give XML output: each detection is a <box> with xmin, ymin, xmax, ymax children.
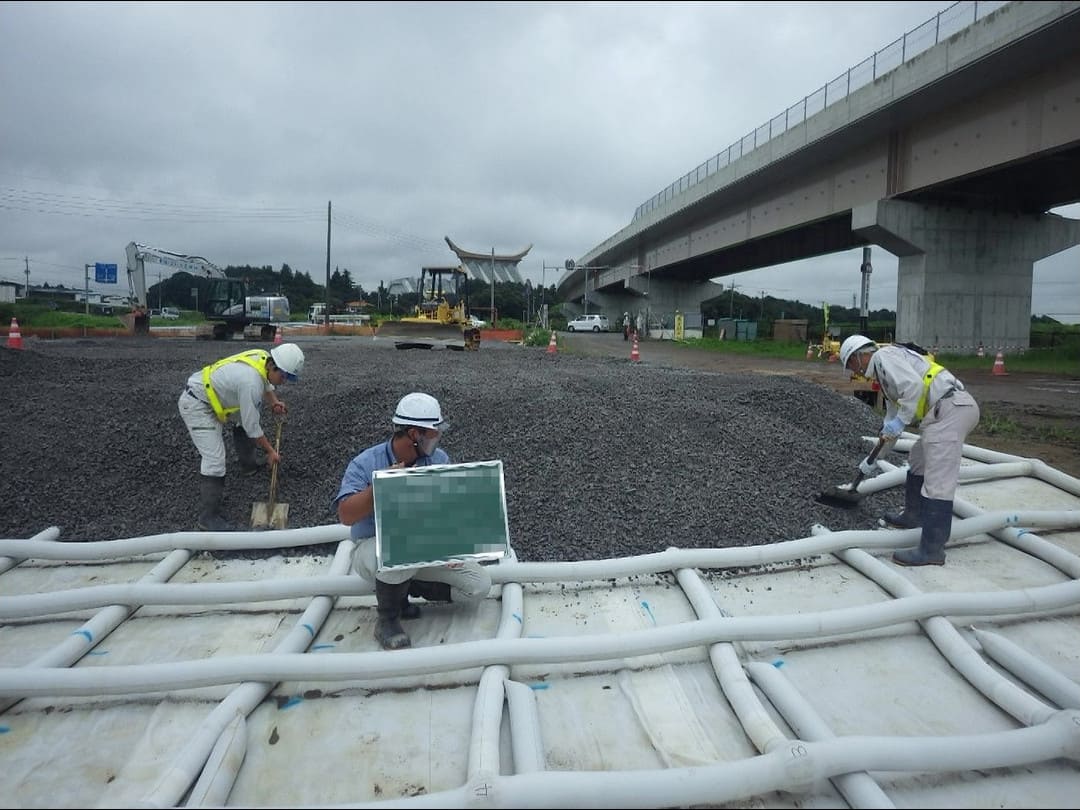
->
<box><xmin>546</xmin><ymin>331</ymin><xmax>557</xmax><ymax>355</ymax></box>
<box><xmin>5</xmin><ymin>317</ymin><xmax>23</xmax><ymax>350</ymax></box>
<box><xmin>992</xmin><ymin>350</ymin><xmax>1007</xmax><ymax>376</ymax></box>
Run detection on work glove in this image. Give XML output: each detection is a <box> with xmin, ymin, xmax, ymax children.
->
<box><xmin>881</xmin><ymin>416</ymin><xmax>906</xmax><ymax>441</ymax></box>
<box><xmin>858</xmin><ymin>457</ymin><xmax>877</xmax><ymax>476</ymax></box>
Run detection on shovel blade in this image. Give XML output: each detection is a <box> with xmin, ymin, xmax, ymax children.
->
<box><xmin>816</xmin><ymin>486</ymin><xmax>863</xmax><ymax>509</ymax></box>
<box><xmin>251</xmin><ymin>502</ymin><xmax>289</xmax><ymax>530</ymax></box>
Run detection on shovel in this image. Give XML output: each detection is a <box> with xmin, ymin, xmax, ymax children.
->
<box><xmin>816</xmin><ymin>436</ymin><xmax>887</xmax><ymax>509</ymax></box>
<box><xmin>251</xmin><ymin>419</ymin><xmax>288</xmax><ymax>530</ymax></box>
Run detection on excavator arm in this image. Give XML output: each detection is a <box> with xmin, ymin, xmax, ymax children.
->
<box><xmin>124</xmin><ymin>242</ymin><xmax>227</xmax><ymax>335</ymax></box>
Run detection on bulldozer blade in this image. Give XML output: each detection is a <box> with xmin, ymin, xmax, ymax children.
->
<box><xmin>251</xmin><ymin>501</ymin><xmax>289</xmax><ymax>530</ymax></box>
<box><xmin>375</xmin><ymin>319</ymin><xmax>478</xmax><ymax>351</ymax></box>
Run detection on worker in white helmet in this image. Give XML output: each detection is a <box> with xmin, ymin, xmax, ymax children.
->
<box><xmin>838</xmin><ymin>335</ymin><xmax>980</xmax><ymax>566</ymax></box>
<box><xmin>178</xmin><ymin>342</ymin><xmax>305</xmax><ymax>531</ymax></box>
<box><xmin>334</xmin><ymin>392</ymin><xmax>492</xmax><ymax>650</ymax></box>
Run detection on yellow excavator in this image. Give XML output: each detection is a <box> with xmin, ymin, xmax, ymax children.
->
<box><xmin>376</xmin><ymin>266</ymin><xmax>481</xmax><ymax>351</ymax></box>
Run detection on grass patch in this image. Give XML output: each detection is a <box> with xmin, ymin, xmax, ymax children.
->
<box><xmin>974</xmin><ymin>409</ymin><xmax>1023</xmax><ymax>438</ymax></box>
<box><xmin>675</xmin><ymin>338</ymin><xmax>809</xmax><ymax>360</ymax></box>
<box><xmin>972</xmin><ymin>406</ymin><xmax>1080</xmax><ymax>445</ymax></box>
<box><xmin>937</xmin><ymin>346</ymin><xmax>1079</xmax><ymax>375</ymax></box>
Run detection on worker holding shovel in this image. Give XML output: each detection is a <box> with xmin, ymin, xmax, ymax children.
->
<box><xmin>838</xmin><ymin>335</ymin><xmax>980</xmax><ymax>566</ymax></box>
<box><xmin>178</xmin><ymin>343</ymin><xmax>305</xmax><ymax>531</ymax></box>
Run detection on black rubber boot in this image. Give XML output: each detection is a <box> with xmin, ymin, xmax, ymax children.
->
<box><xmin>400</xmin><ymin>581</ymin><xmax>421</xmax><ymax>620</ymax></box>
<box><xmin>409</xmin><ymin>579</ymin><xmax>453</xmax><ymax>603</ymax></box>
<box><xmin>881</xmin><ymin>473</ymin><xmax>924</xmax><ymax>529</ymax></box>
<box><xmin>233</xmin><ymin>426</ymin><xmax>261</xmax><ymax>476</ymax></box>
<box><xmin>374</xmin><ymin>580</ymin><xmax>412</xmax><ymax>650</ymax></box>
<box><xmin>893</xmin><ymin>498</ymin><xmax>952</xmax><ymax>566</ymax></box>
<box><xmin>197</xmin><ymin>475</ymin><xmax>236</xmax><ymax>532</ymax></box>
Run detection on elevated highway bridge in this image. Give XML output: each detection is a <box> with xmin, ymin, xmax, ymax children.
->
<box><xmin>560</xmin><ymin>0</ymin><xmax>1080</xmax><ymax>353</ymax></box>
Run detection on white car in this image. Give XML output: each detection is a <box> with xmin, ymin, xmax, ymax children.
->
<box><xmin>566</xmin><ymin>314</ymin><xmax>610</xmax><ymax>332</ymax></box>
<box><xmin>468</xmin><ymin>315</ymin><xmax>487</xmax><ymax>328</ymax></box>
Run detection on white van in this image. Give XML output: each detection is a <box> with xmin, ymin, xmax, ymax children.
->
<box><xmin>566</xmin><ymin>313</ymin><xmax>610</xmax><ymax>332</ymax></box>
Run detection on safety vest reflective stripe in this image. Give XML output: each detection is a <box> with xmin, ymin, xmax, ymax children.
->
<box><xmin>915</xmin><ymin>361</ymin><xmax>945</xmax><ymax>420</ymax></box>
<box><xmin>884</xmin><ymin>358</ymin><xmax>945</xmax><ymax>422</ymax></box>
<box><xmin>201</xmin><ymin>350</ymin><xmax>271</xmax><ymax>423</ymax></box>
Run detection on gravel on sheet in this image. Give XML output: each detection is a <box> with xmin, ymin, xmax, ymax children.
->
<box><xmin>0</xmin><ymin>336</ymin><xmax>894</xmax><ymax>561</ymax></box>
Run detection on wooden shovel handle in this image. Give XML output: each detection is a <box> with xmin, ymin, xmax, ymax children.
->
<box><xmin>267</xmin><ymin>420</ymin><xmax>283</xmax><ymax>506</ymax></box>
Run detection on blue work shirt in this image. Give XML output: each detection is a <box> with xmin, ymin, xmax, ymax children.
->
<box><xmin>334</xmin><ymin>439</ymin><xmax>450</xmax><ymax>539</ymax></box>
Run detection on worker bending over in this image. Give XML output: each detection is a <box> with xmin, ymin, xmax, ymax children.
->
<box><xmin>839</xmin><ymin>335</ymin><xmax>980</xmax><ymax>566</ymax></box>
<box><xmin>178</xmin><ymin>343</ymin><xmax>305</xmax><ymax>531</ymax></box>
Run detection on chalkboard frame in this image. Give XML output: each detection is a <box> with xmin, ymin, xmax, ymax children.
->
<box><xmin>374</xmin><ymin>460</ymin><xmax>511</xmax><ymax>572</ymax></box>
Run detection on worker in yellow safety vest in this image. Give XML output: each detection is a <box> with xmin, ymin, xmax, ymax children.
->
<box><xmin>838</xmin><ymin>335</ymin><xmax>980</xmax><ymax>566</ymax></box>
<box><xmin>178</xmin><ymin>343</ymin><xmax>305</xmax><ymax>531</ymax></box>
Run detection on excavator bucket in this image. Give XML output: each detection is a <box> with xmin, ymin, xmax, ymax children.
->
<box><xmin>376</xmin><ymin>319</ymin><xmax>480</xmax><ymax>351</ymax></box>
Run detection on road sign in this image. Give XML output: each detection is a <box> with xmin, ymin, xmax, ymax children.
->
<box><xmin>565</xmin><ymin>258</ymin><xmax>575</xmax><ymax>271</ymax></box>
<box><xmin>95</xmin><ymin>263</ymin><xmax>118</xmax><ymax>284</ymax></box>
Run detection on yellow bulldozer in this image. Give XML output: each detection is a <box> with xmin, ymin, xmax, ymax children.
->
<box><xmin>376</xmin><ymin>266</ymin><xmax>481</xmax><ymax>350</ymax></box>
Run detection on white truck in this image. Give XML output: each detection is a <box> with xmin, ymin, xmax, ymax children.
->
<box><xmin>231</xmin><ymin>296</ymin><xmax>290</xmax><ymax>323</ymax></box>
<box><xmin>308</xmin><ymin>302</ymin><xmax>370</xmax><ymax>325</ymax></box>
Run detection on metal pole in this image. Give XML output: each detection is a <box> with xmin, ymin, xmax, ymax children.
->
<box><xmin>859</xmin><ymin>246</ymin><xmax>873</xmax><ymax>335</ymax></box>
<box><xmin>84</xmin><ymin>264</ymin><xmax>91</xmax><ymax>315</ymax></box>
<box><xmin>490</xmin><ymin>248</ymin><xmax>495</xmax><ymax>324</ymax></box>
<box><xmin>324</xmin><ymin>201</ymin><xmax>331</xmax><ymax>329</ymax></box>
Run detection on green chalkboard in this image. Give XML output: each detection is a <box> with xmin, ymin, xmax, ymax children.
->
<box><xmin>374</xmin><ymin>460</ymin><xmax>510</xmax><ymax>571</ymax></box>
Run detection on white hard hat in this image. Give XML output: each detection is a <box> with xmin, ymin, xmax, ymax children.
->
<box><xmin>839</xmin><ymin>334</ymin><xmax>876</xmax><ymax>369</ymax></box>
<box><xmin>270</xmin><ymin>343</ymin><xmax>305</xmax><ymax>381</ymax></box>
<box><xmin>393</xmin><ymin>392</ymin><xmax>446</xmax><ymax>430</ymax></box>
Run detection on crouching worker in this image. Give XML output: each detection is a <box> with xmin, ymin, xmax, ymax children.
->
<box><xmin>334</xmin><ymin>392</ymin><xmax>492</xmax><ymax>650</ymax></box>
<box><xmin>839</xmin><ymin>335</ymin><xmax>980</xmax><ymax>566</ymax></box>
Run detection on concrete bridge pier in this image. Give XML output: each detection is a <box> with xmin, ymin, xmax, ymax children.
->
<box><xmin>854</xmin><ymin>199</ymin><xmax>1080</xmax><ymax>354</ymax></box>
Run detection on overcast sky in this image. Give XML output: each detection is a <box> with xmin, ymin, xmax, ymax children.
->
<box><xmin>2</xmin><ymin>1</ymin><xmax>1077</xmax><ymax>323</ymax></box>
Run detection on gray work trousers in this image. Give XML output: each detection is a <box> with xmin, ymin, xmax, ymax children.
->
<box><xmin>906</xmin><ymin>390</ymin><xmax>980</xmax><ymax>501</ymax></box>
<box><xmin>351</xmin><ymin>538</ymin><xmax>492</xmax><ymax>604</ymax></box>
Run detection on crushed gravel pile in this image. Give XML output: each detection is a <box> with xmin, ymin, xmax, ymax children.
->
<box><xmin>0</xmin><ymin>336</ymin><xmax>894</xmax><ymax>561</ymax></box>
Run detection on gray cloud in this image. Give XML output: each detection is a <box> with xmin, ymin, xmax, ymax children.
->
<box><xmin>2</xmin><ymin>1</ymin><xmax>1075</xmax><ymax>322</ymax></box>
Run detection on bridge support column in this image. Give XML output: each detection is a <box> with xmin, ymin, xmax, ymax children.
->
<box><xmin>853</xmin><ymin>200</ymin><xmax>1080</xmax><ymax>354</ymax></box>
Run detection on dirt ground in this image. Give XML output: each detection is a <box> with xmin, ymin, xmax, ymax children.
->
<box><xmin>562</xmin><ymin>332</ymin><xmax>1080</xmax><ymax>479</ymax></box>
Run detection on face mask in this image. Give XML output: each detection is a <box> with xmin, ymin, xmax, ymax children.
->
<box><xmin>413</xmin><ymin>430</ymin><xmax>439</xmax><ymax>458</ymax></box>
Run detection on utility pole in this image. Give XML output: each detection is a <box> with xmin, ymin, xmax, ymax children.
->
<box><xmin>324</xmin><ymin>200</ymin><xmax>332</xmax><ymax>329</ymax></box>
<box><xmin>84</xmin><ymin>264</ymin><xmax>92</xmax><ymax>315</ymax></box>
<box><xmin>24</xmin><ymin>256</ymin><xmax>30</xmax><ymax>298</ymax></box>
<box><xmin>490</xmin><ymin>247</ymin><xmax>495</xmax><ymax>324</ymax></box>
<box><xmin>158</xmin><ymin>271</ymin><xmax>163</xmax><ymax>311</ymax></box>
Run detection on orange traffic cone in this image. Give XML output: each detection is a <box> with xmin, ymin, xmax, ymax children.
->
<box><xmin>273</xmin><ymin>328</ymin><xmax>283</xmax><ymax>346</ymax></box>
<box><xmin>546</xmin><ymin>331</ymin><xmax>557</xmax><ymax>355</ymax></box>
<box><xmin>992</xmin><ymin>350</ymin><xmax>1007</xmax><ymax>376</ymax></box>
<box><xmin>630</xmin><ymin>335</ymin><xmax>640</xmax><ymax>362</ymax></box>
<box><xmin>976</xmin><ymin>342</ymin><xmax>985</xmax><ymax>358</ymax></box>
<box><xmin>805</xmin><ymin>343</ymin><xmax>814</xmax><ymax>360</ymax></box>
<box><xmin>5</xmin><ymin>317</ymin><xmax>23</xmax><ymax>350</ymax></box>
